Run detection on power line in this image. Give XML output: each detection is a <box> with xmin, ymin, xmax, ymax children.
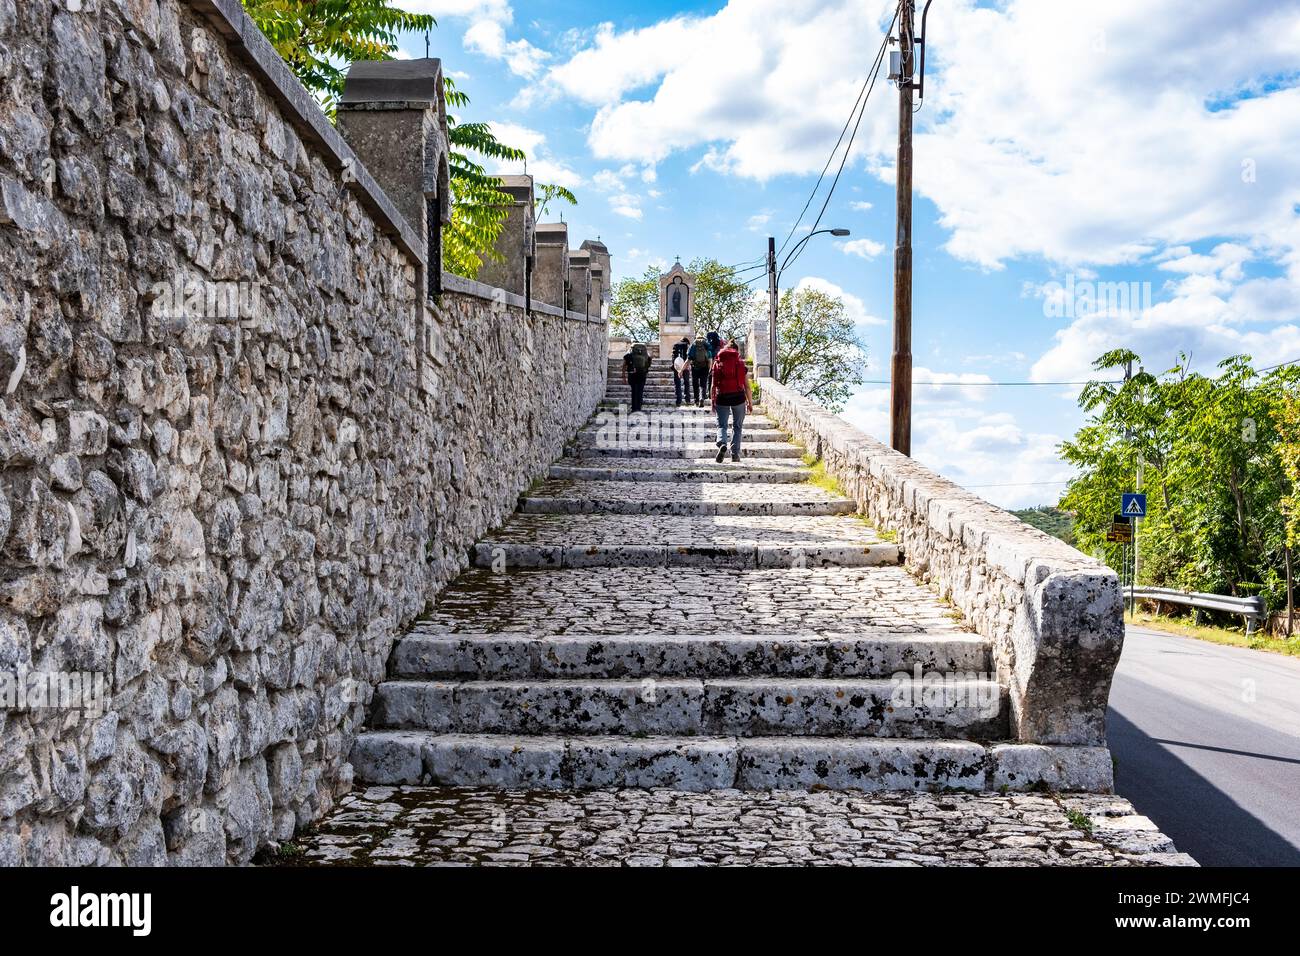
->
<box><xmin>856</xmin><ymin>379</ymin><xmax>1124</xmax><ymax>387</ymax></box>
<box><xmin>775</xmin><ymin>4</ymin><xmax>900</xmax><ymax>262</ymax></box>
<box><xmin>782</xmin><ymin>23</ymin><xmax>895</xmax><ymax>278</ymax></box>
<box><xmin>963</xmin><ymin>480</ymin><xmax>1072</xmax><ymax>489</ymax></box>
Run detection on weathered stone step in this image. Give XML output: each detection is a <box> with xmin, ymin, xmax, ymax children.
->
<box><xmin>420</xmin><ymin>566</ymin><xmax>962</xmax><ymax>636</ymax></box>
<box><xmin>390</xmin><ymin>631</ymin><xmax>992</xmax><ymax>680</ymax></box>
<box><xmin>573</xmin><ymin>428</ymin><xmax>790</xmax><ymax>444</ymax></box>
<box><xmin>479</xmin><ymin>512</ymin><xmax>881</xmax><ymax>546</ymax></box>
<box><xmin>351</xmin><ymin>733</ymin><xmax>1114</xmax><ymax>792</ymax></box>
<box><xmin>369</xmin><ymin>677</ymin><xmax>1007</xmax><ymax>738</ymax></box>
<box><xmin>586</xmin><ymin>413</ymin><xmax>782</xmax><ymax>430</ymax></box>
<box><xmin>548</xmin><ymin>461</ymin><xmax>810</xmax><ymax>483</ymax></box>
<box><xmin>471</xmin><ymin>541</ymin><xmax>899</xmax><ymax>569</ymax></box>
<box><xmin>520</xmin><ymin>496</ymin><xmax>853</xmax><ymax>516</ymax></box>
<box><xmin>598</xmin><ymin>402</ymin><xmax>768</xmax><ymax>413</ymax></box>
<box><xmin>560</xmin><ymin>443</ymin><xmax>805</xmax><ymax>460</ymax></box>
<box><xmin>519</xmin><ymin>480</ymin><xmax>852</xmax><ymax>517</ymax></box>
<box><xmin>604</xmin><ymin>386</ymin><xmax>682</xmax><ymax>396</ymax></box>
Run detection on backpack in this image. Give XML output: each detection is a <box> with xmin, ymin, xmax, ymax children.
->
<box><xmin>713</xmin><ymin>349</ymin><xmax>747</xmax><ymax>395</ymax></box>
<box><xmin>627</xmin><ymin>344</ymin><xmax>651</xmax><ymax>374</ymax></box>
<box><xmin>689</xmin><ymin>341</ymin><xmax>710</xmax><ymax>368</ymax></box>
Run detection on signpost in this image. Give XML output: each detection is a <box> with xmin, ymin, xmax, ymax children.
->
<box><xmin>1122</xmin><ymin>493</ymin><xmax>1147</xmax><ymax>519</ymax></box>
<box><xmin>1120</xmin><ymin>493</ymin><xmax>1147</xmax><ymax>614</ymax></box>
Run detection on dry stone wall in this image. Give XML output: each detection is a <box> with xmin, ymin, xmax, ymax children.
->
<box><xmin>758</xmin><ymin>380</ymin><xmax>1124</xmax><ymax>748</ymax></box>
<box><xmin>0</xmin><ymin>0</ymin><xmax>607</xmax><ymax>865</ymax></box>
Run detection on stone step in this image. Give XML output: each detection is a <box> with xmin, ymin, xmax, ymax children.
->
<box><xmin>420</xmin><ymin>566</ymin><xmax>963</xmax><ymax>643</ymax></box>
<box><xmin>390</xmin><ymin>631</ymin><xmax>993</xmax><ymax>680</ymax></box>
<box><xmin>479</xmin><ymin>512</ymin><xmax>880</xmax><ymax>546</ymax></box>
<box><xmin>598</xmin><ymin>402</ymin><xmax>768</xmax><ymax>414</ymax></box>
<box><xmin>548</xmin><ymin>462</ymin><xmax>811</xmax><ymax>483</ymax></box>
<box><xmin>587</xmin><ymin>412</ymin><xmax>781</xmax><ymax>429</ymax></box>
<box><xmin>560</xmin><ymin>443</ymin><xmax>805</xmax><ymax>460</ymax></box>
<box><xmin>350</xmin><ymin>734</ymin><xmax>1114</xmax><ymax>792</ymax></box>
<box><xmin>520</xmin><ymin>496</ymin><xmax>854</xmax><ymax>517</ymax></box>
<box><xmin>519</xmin><ymin>479</ymin><xmax>852</xmax><ymax>517</ymax></box>
<box><xmin>574</xmin><ymin>428</ymin><xmax>790</xmax><ymax>444</ymax></box>
<box><xmin>471</xmin><ymin>541</ymin><xmax>899</xmax><ymax>569</ymax></box>
<box><xmin>369</xmin><ymin>677</ymin><xmax>1008</xmax><ymax>738</ymax></box>
<box><xmin>474</xmin><ymin>513</ymin><xmax>892</xmax><ymax>568</ymax></box>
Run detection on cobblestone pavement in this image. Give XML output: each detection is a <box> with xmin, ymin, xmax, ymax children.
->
<box><xmin>480</xmin><ymin>514</ymin><xmax>885</xmax><ymax>547</ymax></box>
<box><xmin>527</xmin><ymin>479</ymin><xmax>843</xmax><ymax>504</ymax></box>
<box><xmin>271</xmin><ymin>787</ymin><xmax>1197</xmax><ymax>867</ymax></box>
<box><xmin>416</xmin><ymin>566</ymin><xmax>964</xmax><ymax>635</ymax></box>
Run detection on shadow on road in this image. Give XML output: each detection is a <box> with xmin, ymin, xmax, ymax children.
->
<box><xmin>1108</xmin><ymin>707</ymin><xmax>1300</xmax><ymax>866</ymax></box>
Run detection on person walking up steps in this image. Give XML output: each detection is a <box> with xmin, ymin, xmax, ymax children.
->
<box><xmin>688</xmin><ymin>335</ymin><xmax>711</xmax><ymax>407</ymax></box>
<box><xmin>711</xmin><ymin>339</ymin><xmax>753</xmax><ymax>463</ymax></box>
<box><xmin>671</xmin><ymin>336</ymin><xmax>691</xmax><ymax>408</ymax></box>
<box><xmin>623</xmin><ymin>342</ymin><xmax>651</xmax><ymax>413</ymax></box>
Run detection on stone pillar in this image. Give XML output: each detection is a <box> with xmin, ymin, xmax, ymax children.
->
<box><xmin>749</xmin><ymin>314</ymin><xmax>772</xmax><ymax>378</ymax></box>
<box><xmin>567</xmin><ymin>250</ymin><xmax>592</xmax><ymax>317</ymax></box>
<box><xmin>534</xmin><ymin>222</ymin><xmax>569</xmax><ymax>310</ymax></box>
<box><xmin>336</xmin><ymin>59</ymin><xmax>451</xmax><ymax>298</ymax></box>
<box><xmin>474</xmin><ymin>174</ymin><xmax>534</xmax><ymax>299</ymax></box>
<box><xmin>581</xmin><ymin>239</ymin><xmax>611</xmax><ymax>321</ymax></box>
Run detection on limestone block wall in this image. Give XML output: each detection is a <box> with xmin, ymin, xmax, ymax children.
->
<box><xmin>0</xmin><ymin>0</ymin><xmax>607</xmax><ymax>865</ymax></box>
<box><xmin>758</xmin><ymin>381</ymin><xmax>1124</xmax><ymax>748</ymax></box>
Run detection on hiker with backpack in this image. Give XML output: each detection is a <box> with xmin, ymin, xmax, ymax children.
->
<box><xmin>622</xmin><ymin>342</ymin><xmax>652</xmax><ymax>412</ymax></box>
<box><xmin>688</xmin><ymin>335</ymin><xmax>712</xmax><ymax>407</ymax></box>
<box><xmin>710</xmin><ymin>339</ymin><xmax>754</xmax><ymax>463</ymax></box>
<box><xmin>706</xmin><ymin>330</ymin><xmax>722</xmax><ymax>359</ymax></box>
<box><xmin>671</xmin><ymin>336</ymin><xmax>692</xmax><ymax>408</ymax></box>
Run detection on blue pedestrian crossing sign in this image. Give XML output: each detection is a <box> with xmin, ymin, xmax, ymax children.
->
<box><xmin>1122</xmin><ymin>493</ymin><xmax>1148</xmax><ymax>518</ymax></box>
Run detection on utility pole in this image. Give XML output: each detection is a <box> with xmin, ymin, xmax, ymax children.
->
<box><xmin>767</xmin><ymin>235</ymin><xmax>778</xmax><ymax>380</ymax></box>
<box><xmin>890</xmin><ymin>0</ymin><xmax>916</xmax><ymax>456</ymax></box>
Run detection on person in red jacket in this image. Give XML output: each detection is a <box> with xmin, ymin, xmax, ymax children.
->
<box><xmin>710</xmin><ymin>340</ymin><xmax>754</xmax><ymax>463</ymax></box>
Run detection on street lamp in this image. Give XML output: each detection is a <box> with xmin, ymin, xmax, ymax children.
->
<box><xmin>767</xmin><ymin>228</ymin><xmax>851</xmax><ymax>380</ymax></box>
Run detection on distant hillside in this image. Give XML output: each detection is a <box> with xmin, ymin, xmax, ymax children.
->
<box><xmin>1012</xmin><ymin>506</ymin><xmax>1075</xmax><ymax>546</ymax></box>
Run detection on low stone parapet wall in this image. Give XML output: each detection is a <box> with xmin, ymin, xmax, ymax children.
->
<box><xmin>758</xmin><ymin>381</ymin><xmax>1124</xmax><ymax>747</ymax></box>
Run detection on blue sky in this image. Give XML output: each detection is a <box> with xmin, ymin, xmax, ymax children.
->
<box><xmin>393</xmin><ymin>0</ymin><xmax>1300</xmax><ymax>507</ymax></box>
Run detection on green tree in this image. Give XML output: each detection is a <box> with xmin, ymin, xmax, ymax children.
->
<box><xmin>773</xmin><ymin>286</ymin><xmax>866</xmax><ymax>413</ymax></box>
<box><xmin>1062</xmin><ymin>350</ymin><xmax>1300</xmax><ymax>619</ymax></box>
<box><xmin>240</xmin><ymin>0</ymin><xmax>575</xmax><ymax>278</ymax></box>
<box><xmin>608</xmin><ymin>268</ymin><xmax>660</xmax><ymax>342</ymax></box>
<box><xmin>686</xmin><ymin>257</ymin><xmax>756</xmax><ymax>343</ymax></box>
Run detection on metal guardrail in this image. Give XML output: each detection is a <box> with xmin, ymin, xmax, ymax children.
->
<box><xmin>1129</xmin><ymin>586</ymin><xmax>1267</xmax><ymax>633</ymax></box>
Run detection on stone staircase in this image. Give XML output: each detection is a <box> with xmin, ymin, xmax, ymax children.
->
<box><xmin>350</xmin><ymin>361</ymin><xmax>1089</xmax><ymax>792</ymax></box>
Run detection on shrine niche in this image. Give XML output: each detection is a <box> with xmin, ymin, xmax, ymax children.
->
<box><xmin>657</xmin><ymin>262</ymin><xmax>696</xmax><ymax>359</ymax></box>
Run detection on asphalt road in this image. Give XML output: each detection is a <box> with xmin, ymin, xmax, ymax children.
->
<box><xmin>1108</xmin><ymin>626</ymin><xmax>1300</xmax><ymax>866</ymax></box>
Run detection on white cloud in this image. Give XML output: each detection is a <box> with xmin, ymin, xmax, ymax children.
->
<box><xmin>591</xmin><ymin>166</ymin><xmax>647</xmax><ymax>221</ymax></box>
<box><xmin>484</xmin><ymin>121</ymin><xmax>582</xmax><ymax>190</ymax></box>
<box><xmin>747</xmin><ymin>212</ymin><xmax>772</xmax><ymax>232</ymax></box>
<box><xmin>406</xmin><ymin>1</ymin><xmax>549</xmax><ymax>79</ymax></box>
<box><xmin>839</xmin><ymin>238</ymin><xmax>885</xmax><ymax>260</ymax></box>
<box><xmin>544</xmin><ymin>2</ymin><xmax>900</xmax><ymax>178</ymax></box>
<box><xmin>544</xmin><ymin>0</ymin><xmax>1300</xmax><ymax>275</ymax></box>
<box><xmin>841</xmin><ymin>385</ymin><xmax>1071</xmax><ymax>509</ymax></box>
<box><xmin>850</xmin><ymin>201</ymin><xmax>874</xmax><ymax>212</ymax></box>
<box><xmin>464</xmin><ymin>19</ymin><xmax>549</xmax><ymax>78</ymax></box>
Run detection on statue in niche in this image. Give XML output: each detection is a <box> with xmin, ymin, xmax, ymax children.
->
<box><xmin>668</xmin><ymin>280</ymin><xmax>685</xmax><ymax>319</ymax></box>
